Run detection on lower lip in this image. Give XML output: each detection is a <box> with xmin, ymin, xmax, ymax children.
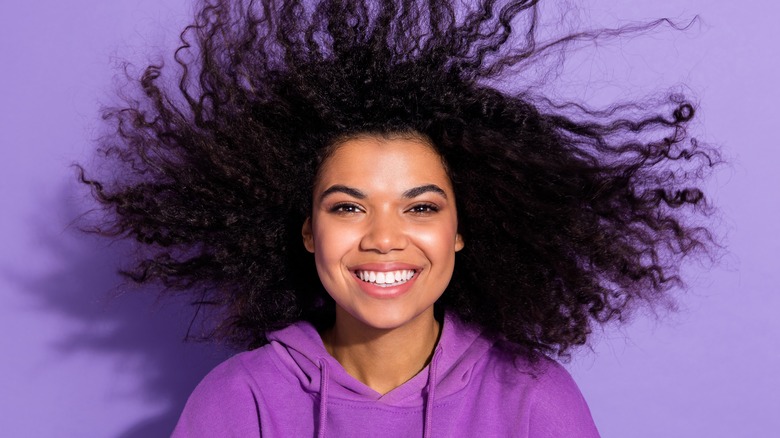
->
<box><xmin>353</xmin><ymin>272</ymin><xmax>419</xmax><ymax>299</ymax></box>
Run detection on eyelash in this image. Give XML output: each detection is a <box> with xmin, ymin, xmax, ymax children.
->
<box><xmin>329</xmin><ymin>203</ymin><xmax>363</xmax><ymax>214</ymax></box>
<box><xmin>407</xmin><ymin>203</ymin><xmax>439</xmax><ymax>214</ymax></box>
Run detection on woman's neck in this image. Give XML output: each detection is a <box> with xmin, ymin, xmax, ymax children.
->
<box><xmin>321</xmin><ymin>309</ymin><xmax>441</xmax><ymax>395</ymax></box>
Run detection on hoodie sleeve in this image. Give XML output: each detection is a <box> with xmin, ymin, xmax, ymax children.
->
<box><xmin>526</xmin><ymin>361</ymin><xmax>600</xmax><ymax>438</ymax></box>
<box><xmin>172</xmin><ymin>355</ymin><xmax>263</xmax><ymax>438</ymax></box>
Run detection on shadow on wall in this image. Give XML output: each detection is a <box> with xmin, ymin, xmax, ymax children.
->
<box><xmin>11</xmin><ymin>181</ymin><xmax>233</xmax><ymax>437</ymax></box>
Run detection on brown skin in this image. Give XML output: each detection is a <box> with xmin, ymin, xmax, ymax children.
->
<box><xmin>302</xmin><ymin>135</ymin><xmax>464</xmax><ymax>394</ymax></box>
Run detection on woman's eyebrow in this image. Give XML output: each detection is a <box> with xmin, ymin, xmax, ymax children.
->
<box><xmin>320</xmin><ymin>184</ymin><xmax>366</xmax><ymax>201</ymax></box>
<box><xmin>403</xmin><ymin>184</ymin><xmax>448</xmax><ymax>199</ymax></box>
<box><xmin>320</xmin><ymin>184</ymin><xmax>448</xmax><ymax>201</ymax></box>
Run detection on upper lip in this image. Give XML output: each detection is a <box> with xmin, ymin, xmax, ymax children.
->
<box><xmin>349</xmin><ymin>262</ymin><xmax>422</xmax><ymax>272</ymax></box>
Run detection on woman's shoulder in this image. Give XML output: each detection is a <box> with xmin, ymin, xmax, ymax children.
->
<box><xmin>446</xmin><ymin>315</ymin><xmax>595</xmax><ymax>407</ymax></box>
<box><xmin>438</xmin><ymin>314</ymin><xmax>600</xmax><ymax>436</ymax></box>
<box><xmin>445</xmin><ymin>315</ymin><xmax>574</xmax><ymax>381</ymax></box>
<box><xmin>171</xmin><ymin>345</ymin><xmax>288</xmax><ymax>437</ymax></box>
<box><xmin>196</xmin><ymin>346</ymin><xmax>280</xmax><ymax>387</ymax></box>
<box><xmin>490</xmin><ymin>341</ymin><xmax>579</xmax><ymax>382</ymax></box>
<box><xmin>486</xmin><ymin>341</ymin><xmax>600</xmax><ymax>436</ymax></box>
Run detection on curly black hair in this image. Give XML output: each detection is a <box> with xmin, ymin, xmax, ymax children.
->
<box><xmin>79</xmin><ymin>0</ymin><xmax>718</xmax><ymax>356</ymax></box>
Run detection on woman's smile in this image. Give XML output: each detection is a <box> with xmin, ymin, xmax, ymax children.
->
<box><xmin>350</xmin><ymin>263</ymin><xmax>421</xmax><ymax>298</ymax></box>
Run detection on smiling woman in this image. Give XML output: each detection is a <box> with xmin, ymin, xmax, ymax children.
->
<box><xmin>78</xmin><ymin>0</ymin><xmax>718</xmax><ymax>436</ymax></box>
<box><xmin>304</xmin><ymin>136</ymin><xmax>463</xmax><ymax>395</ymax></box>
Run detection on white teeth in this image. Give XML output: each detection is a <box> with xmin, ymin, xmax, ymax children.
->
<box><xmin>355</xmin><ymin>269</ymin><xmax>416</xmax><ymax>286</ymax></box>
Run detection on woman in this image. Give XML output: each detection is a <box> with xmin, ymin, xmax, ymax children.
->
<box><xmin>80</xmin><ymin>0</ymin><xmax>716</xmax><ymax>436</ymax></box>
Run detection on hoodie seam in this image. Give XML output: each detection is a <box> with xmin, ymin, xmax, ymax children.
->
<box><xmin>266</xmin><ymin>343</ymin><xmax>311</xmax><ymax>387</ymax></box>
<box><xmin>233</xmin><ymin>347</ymin><xmax>304</xmax><ymax>399</ymax></box>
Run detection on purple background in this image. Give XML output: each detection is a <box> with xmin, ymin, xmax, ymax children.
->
<box><xmin>1</xmin><ymin>0</ymin><xmax>777</xmax><ymax>436</ymax></box>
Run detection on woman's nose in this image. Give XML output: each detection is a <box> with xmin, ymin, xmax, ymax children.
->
<box><xmin>359</xmin><ymin>210</ymin><xmax>407</xmax><ymax>253</ymax></box>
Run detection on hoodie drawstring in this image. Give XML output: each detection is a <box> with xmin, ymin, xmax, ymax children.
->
<box><xmin>317</xmin><ymin>349</ymin><xmax>441</xmax><ymax>438</ymax></box>
<box><xmin>318</xmin><ymin>359</ymin><xmax>330</xmax><ymax>438</ymax></box>
<box><xmin>423</xmin><ymin>348</ymin><xmax>442</xmax><ymax>438</ymax></box>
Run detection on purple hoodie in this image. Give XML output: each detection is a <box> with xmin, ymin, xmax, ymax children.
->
<box><xmin>172</xmin><ymin>313</ymin><xmax>600</xmax><ymax>437</ymax></box>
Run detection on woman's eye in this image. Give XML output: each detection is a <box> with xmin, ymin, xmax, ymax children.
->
<box><xmin>330</xmin><ymin>203</ymin><xmax>362</xmax><ymax>214</ymax></box>
<box><xmin>408</xmin><ymin>203</ymin><xmax>439</xmax><ymax>214</ymax></box>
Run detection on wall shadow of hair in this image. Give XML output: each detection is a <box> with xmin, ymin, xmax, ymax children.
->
<box><xmin>9</xmin><ymin>181</ymin><xmax>233</xmax><ymax>437</ymax></box>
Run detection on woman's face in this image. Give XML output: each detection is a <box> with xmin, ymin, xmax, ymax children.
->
<box><xmin>302</xmin><ymin>135</ymin><xmax>463</xmax><ymax>331</ymax></box>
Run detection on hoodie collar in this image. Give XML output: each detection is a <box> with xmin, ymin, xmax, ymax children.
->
<box><xmin>266</xmin><ymin>312</ymin><xmax>494</xmax><ymax>406</ymax></box>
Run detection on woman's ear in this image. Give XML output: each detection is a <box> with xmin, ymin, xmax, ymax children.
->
<box><xmin>302</xmin><ymin>217</ymin><xmax>315</xmax><ymax>253</ymax></box>
<box><xmin>455</xmin><ymin>233</ymin><xmax>464</xmax><ymax>252</ymax></box>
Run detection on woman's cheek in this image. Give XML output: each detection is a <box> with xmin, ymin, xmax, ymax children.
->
<box><xmin>410</xmin><ymin>220</ymin><xmax>458</xmax><ymax>250</ymax></box>
<box><xmin>315</xmin><ymin>217</ymin><xmax>361</xmax><ymax>261</ymax></box>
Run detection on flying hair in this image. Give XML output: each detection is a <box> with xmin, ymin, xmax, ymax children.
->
<box><xmin>79</xmin><ymin>0</ymin><xmax>719</xmax><ymax>356</ymax></box>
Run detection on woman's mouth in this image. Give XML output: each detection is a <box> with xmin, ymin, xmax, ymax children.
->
<box><xmin>354</xmin><ymin>269</ymin><xmax>416</xmax><ymax>287</ymax></box>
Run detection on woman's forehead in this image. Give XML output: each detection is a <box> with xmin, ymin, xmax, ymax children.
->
<box><xmin>315</xmin><ymin>135</ymin><xmax>453</xmax><ymax>194</ymax></box>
